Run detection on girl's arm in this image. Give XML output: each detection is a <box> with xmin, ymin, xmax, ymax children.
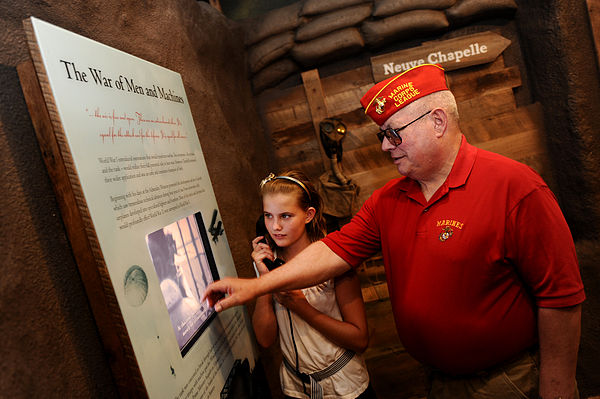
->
<box><xmin>252</xmin><ymin>293</ymin><xmax>278</xmax><ymax>348</ymax></box>
<box><xmin>275</xmin><ymin>269</ymin><xmax>369</xmax><ymax>353</ymax></box>
<box><xmin>250</xmin><ymin>236</ymin><xmax>278</xmax><ymax>348</ymax></box>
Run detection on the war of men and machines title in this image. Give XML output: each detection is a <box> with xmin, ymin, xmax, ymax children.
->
<box><xmin>60</xmin><ymin>59</ymin><xmax>185</xmax><ymax>103</ymax></box>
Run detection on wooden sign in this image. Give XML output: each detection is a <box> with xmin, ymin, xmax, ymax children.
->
<box><xmin>19</xmin><ymin>17</ymin><xmax>257</xmax><ymax>398</ymax></box>
<box><xmin>370</xmin><ymin>31</ymin><xmax>511</xmax><ymax>82</ymax></box>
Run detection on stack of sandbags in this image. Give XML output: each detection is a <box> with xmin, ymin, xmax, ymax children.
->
<box><xmin>445</xmin><ymin>0</ymin><xmax>519</xmax><ymax>25</ymax></box>
<box><xmin>241</xmin><ymin>0</ymin><xmax>517</xmax><ymax>94</ymax></box>
<box><xmin>292</xmin><ymin>0</ymin><xmax>372</xmax><ymax>68</ymax></box>
<box><xmin>362</xmin><ymin>0</ymin><xmax>455</xmax><ymax>47</ymax></box>
<box><xmin>242</xmin><ymin>2</ymin><xmax>305</xmax><ymax>93</ymax></box>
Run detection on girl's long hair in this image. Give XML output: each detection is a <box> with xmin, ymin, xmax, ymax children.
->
<box><xmin>260</xmin><ymin>170</ymin><xmax>326</xmax><ymax>242</ymax></box>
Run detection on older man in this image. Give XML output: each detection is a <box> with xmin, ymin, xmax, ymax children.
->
<box><xmin>204</xmin><ymin>64</ymin><xmax>584</xmax><ymax>399</ymax></box>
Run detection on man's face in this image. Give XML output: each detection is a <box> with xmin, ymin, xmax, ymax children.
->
<box><xmin>380</xmin><ymin>107</ymin><xmax>436</xmax><ymax>180</ymax></box>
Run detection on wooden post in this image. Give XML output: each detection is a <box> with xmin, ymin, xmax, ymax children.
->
<box><xmin>587</xmin><ymin>0</ymin><xmax>600</xmax><ymax>67</ymax></box>
<box><xmin>301</xmin><ymin>69</ymin><xmax>330</xmax><ymax>173</ymax></box>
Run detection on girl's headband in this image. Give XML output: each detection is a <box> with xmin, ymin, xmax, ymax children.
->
<box><xmin>260</xmin><ymin>173</ymin><xmax>311</xmax><ymax>201</ymax></box>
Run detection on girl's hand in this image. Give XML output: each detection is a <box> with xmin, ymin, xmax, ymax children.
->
<box><xmin>251</xmin><ymin>236</ymin><xmax>274</xmax><ymax>275</ymax></box>
<box><xmin>274</xmin><ymin>290</ymin><xmax>308</xmax><ymax>311</ymax></box>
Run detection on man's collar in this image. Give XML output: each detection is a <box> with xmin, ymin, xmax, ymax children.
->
<box><xmin>446</xmin><ymin>135</ymin><xmax>476</xmax><ymax>189</ymax></box>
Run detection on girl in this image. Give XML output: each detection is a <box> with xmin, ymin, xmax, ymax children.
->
<box><xmin>251</xmin><ymin>171</ymin><xmax>376</xmax><ymax>399</ymax></box>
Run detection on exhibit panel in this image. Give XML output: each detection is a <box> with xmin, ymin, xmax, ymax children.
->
<box><xmin>20</xmin><ymin>17</ymin><xmax>256</xmax><ymax>398</ymax></box>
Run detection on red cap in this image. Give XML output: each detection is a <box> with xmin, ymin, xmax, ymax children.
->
<box><xmin>361</xmin><ymin>64</ymin><xmax>448</xmax><ymax>125</ymax></box>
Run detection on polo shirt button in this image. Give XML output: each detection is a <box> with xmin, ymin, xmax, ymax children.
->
<box><xmin>423</xmin><ymin>207</ymin><xmax>429</xmax><ymax>212</ymax></box>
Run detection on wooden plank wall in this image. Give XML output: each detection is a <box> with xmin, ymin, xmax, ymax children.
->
<box><xmin>257</xmin><ymin>56</ymin><xmax>552</xmax><ymax>218</ymax></box>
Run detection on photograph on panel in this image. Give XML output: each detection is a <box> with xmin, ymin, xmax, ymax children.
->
<box><xmin>146</xmin><ymin>211</ymin><xmax>219</xmax><ymax>355</ymax></box>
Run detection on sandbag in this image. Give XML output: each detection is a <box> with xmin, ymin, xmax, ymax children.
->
<box><xmin>248</xmin><ymin>31</ymin><xmax>295</xmax><ymax>74</ymax></box>
<box><xmin>301</xmin><ymin>0</ymin><xmax>369</xmax><ymax>16</ymax></box>
<box><xmin>361</xmin><ymin>9</ymin><xmax>449</xmax><ymax>47</ymax></box>
<box><xmin>240</xmin><ymin>1</ymin><xmax>304</xmax><ymax>46</ymax></box>
<box><xmin>291</xmin><ymin>27</ymin><xmax>365</xmax><ymax>67</ymax></box>
<box><xmin>445</xmin><ymin>0</ymin><xmax>517</xmax><ymax>24</ymax></box>
<box><xmin>251</xmin><ymin>58</ymin><xmax>300</xmax><ymax>93</ymax></box>
<box><xmin>296</xmin><ymin>3</ymin><xmax>373</xmax><ymax>42</ymax></box>
<box><xmin>372</xmin><ymin>0</ymin><xmax>457</xmax><ymax>17</ymax></box>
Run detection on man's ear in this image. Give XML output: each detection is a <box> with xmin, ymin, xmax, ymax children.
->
<box><xmin>430</xmin><ymin>108</ymin><xmax>448</xmax><ymax>138</ymax></box>
<box><xmin>305</xmin><ymin>207</ymin><xmax>316</xmax><ymax>223</ymax></box>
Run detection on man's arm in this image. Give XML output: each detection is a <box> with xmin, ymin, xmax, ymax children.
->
<box><xmin>538</xmin><ymin>304</ymin><xmax>582</xmax><ymax>399</ymax></box>
<box><xmin>203</xmin><ymin>241</ymin><xmax>351</xmax><ymax>312</ymax></box>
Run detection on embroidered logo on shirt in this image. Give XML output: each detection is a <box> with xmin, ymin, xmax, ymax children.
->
<box><xmin>439</xmin><ymin>226</ymin><xmax>453</xmax><ymax>242</ymax></box>
<box><xmin>436</xmin><ymin>219</ymin><xmax>464</xmax><ymax>242</ymax></box>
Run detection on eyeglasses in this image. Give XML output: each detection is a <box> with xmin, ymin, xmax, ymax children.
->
<box><xmin>376</xmin><ymin>110</ymin><xmax>432</xmax><ymax>146</ymax></box>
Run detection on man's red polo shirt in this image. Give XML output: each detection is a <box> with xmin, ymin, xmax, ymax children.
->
<box><xmin>322</xmin><ymin>137</ymin><xmax>585</xmax><ymax>374</ymax></box>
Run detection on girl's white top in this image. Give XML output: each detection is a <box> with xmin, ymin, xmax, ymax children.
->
<box><xmin>274</xmin><ymin>279</ymin><xmax>370</xmax><ymax>399</ymax></box>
